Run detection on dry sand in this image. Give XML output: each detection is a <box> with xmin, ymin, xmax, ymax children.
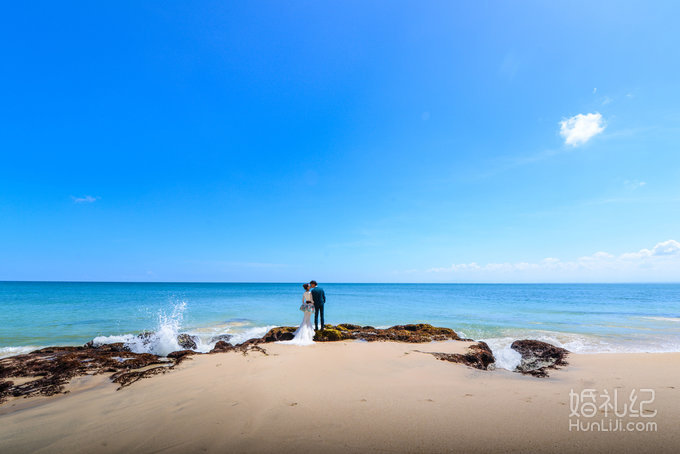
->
<box><xmin>1</xmin><ymin>340</ymin><xmax>678</xmax><ymax>453</ymax></box>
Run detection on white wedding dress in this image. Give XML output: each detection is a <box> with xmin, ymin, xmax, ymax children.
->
<box><xmin>278</xmin><ymin>291</ymin><xmax>315</xmax><ymax>346</ymax></box>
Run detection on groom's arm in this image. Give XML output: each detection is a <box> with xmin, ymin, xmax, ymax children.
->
<box><xmin>321</xmin><ymin>289</ymin><xmax>326</xmax><ymax>304</ymax></box>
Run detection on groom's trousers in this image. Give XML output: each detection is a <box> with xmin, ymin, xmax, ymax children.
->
<box><xmin>314</xmin><ymin>303</ymin><xmax>324</xmax><ymax>330</ymax></box>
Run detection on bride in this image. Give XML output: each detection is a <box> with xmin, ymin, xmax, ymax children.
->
<box><xmin>278</xmin><ymin>283</ymin><xmax>316</xmax><ymax>346</ymax></box>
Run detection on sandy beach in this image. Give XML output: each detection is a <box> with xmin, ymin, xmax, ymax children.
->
<box><xmin>1</xmin><ymin>340</ymin><xmax>678</xmax><ymax>453</ymax></box>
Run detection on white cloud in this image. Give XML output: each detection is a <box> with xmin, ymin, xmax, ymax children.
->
<box><xmin>428</xmin><ymin>262</ymin><xmax>481</xmax><ymax>273</ymax></box>
<box><xmin>578</xmin><ymin>251</ymin><xmax>614</xmax><ymax>262</ymax></box>
<box><xmin>653</xmin><ymin>240</ymin><xmax>680</xmax><ymax>256</ymax></box>
<box><xmin>624</xmin><ymin>180</ymin><xmax>646</xmax><ymax>190</ymax></box>
<box><xmin>621</xmin><ymin>240</ymin><xmax>680</xmax><ymax>260</ymax></box>
<box><xmin>559</xmin><ymin>112</ymin><xmax>605</xmax><ymax>146</ymax></box>
<box><xmin>71</xmin><ymin>195</ymin><xmax>99</xmax><ymax>203</ymax></box>
<box><xmin>426</xmin><ymin>240</ymin><xmax>680</xmax><ymax>282</ymax></box>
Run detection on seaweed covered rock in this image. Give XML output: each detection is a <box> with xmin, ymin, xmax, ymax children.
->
<box><xmin>261</xmin><ymin>323</ymin><xmax>460</xmax><ymax>343</ymax></box>
<box><xmin>344</xmin><ymin>324</ymin><xmax>457</xmax><ymax>342</ymax></box>
<box><xmin>379</xmin><ymin>324</ymin><xmax>461</xmax><ymax>342</ymax></box>
<box><xmin>424</xmin><ymin>341</ymin><xmax>496</xmax><ymax>370</ymax></box>
<box><xmin>0</xmin><ymin>322</ymin><xmax>466</xmax><ymax>403</ymax></box>
<box><xmin>166</xmin><ymin>349</ymin><xmax>197</xmax><ymax>362</ymax></box>
<box><xmin>210</xmin><ymin>340</ymin><xmax>235</xmax><ymax>353</ymax></box>
<box><xmin>314</xmin><ymin>328</ymin><xmax>345</xmax><ymax>341</ymax></box>
<box><xmin>83</xmin><ymin>341</ymin><xmax>130</xmax><ymax>352</ymax></box>
<box><xmin>263</xmin><ymin>326</ymin><xmax>297</xmax><ymax>342</ymax></box>
<box><xmin>209</xmin><ymin>338</ymin><xmax>268</xmax><ymax>356</ymax></box>
<box><xmin>176</xmin><ymin>334</ymin><xmax>198</xmax><ymax>350</ymax></box>
<box><xmin>0</xmin><ymin>380</ymin><xmax>12</xmax><ymax>395</ymax></box>
<box><xmin>0</xmin><ymin>345</ymin><xmax>176</xmax><ymax>402</ymax></box>
<box><xmin>511</xmin><ymin>340</ymin><xmax>569</xmax><ymax>377</ymax></box>
<box><xmin>336</xmin><ymin>324</ymin><xmax>361</xmax><ymax>330</ymax></box>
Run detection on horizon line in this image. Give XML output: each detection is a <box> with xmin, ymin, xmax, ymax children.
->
<box><xmin>1</xmin><ymin>280</ymin><xmax>679</xmax><ymax>285</ymax></box>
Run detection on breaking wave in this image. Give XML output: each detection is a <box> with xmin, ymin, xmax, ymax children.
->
<box><xmin>479</xmin><ymin>330</ymin><xmax>680</xmax><ymax>371</ymax></box>
<box><xmin>0</xmin><ymin>345</ymin><xmax>43</xmax><ymax>359</ymax></box>
<box><xmin>90</xmin><ymin>302</ymin><xmax>274</xmax><ymax>357</ymax></box>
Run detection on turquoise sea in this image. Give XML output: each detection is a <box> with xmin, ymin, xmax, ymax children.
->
<box><xmin>1</xmin><ymin>282</ymin><xmax>679</xmax><ymax>369</ymax></box>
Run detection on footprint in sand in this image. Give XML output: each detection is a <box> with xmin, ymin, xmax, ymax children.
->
<box><xmin>289</xmin><ymin>402</ymin><xmax>298</xmax><ymax>406</ymax></box>
<box><xmin>464</xmin><ymin>394</ymin><xmax>473</xmax><ymax>397</ymax></box>
<box><xmin>425</xmin><ymin>399</ymin><xmax>434</xmax><ymax>402</ymax></box>
<box><xmin>360</xmin><ymin>399</ymin><xmax>368</xmax><ymax>402</ymax></box>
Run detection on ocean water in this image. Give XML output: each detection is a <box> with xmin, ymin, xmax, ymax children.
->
<box><xmin>1</xmin><ymin>282</ymin><xmax>679</xmax><ymax>370</ymax></box>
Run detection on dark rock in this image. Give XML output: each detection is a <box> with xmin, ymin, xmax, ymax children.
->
<box><xmin>209</xmin><ymin>334</ymin><xmax>233</xmax><ymax>343</ymax></box>
<box><xmin>85</xmin><ymin>331</ymin><xmax>155</xmax><ymax>349</ymax></box>
<box><xmin>208</xmin><ymin>338</ymin><xmax>269</xmax><ymax>358</ymax></box>
<box><xmin>424</xmin><ymin>341</ymin><xmax>496</xmax><ymax>370</ymax></box>
<box><xmin>263</xmin><ymin>326</ymin><xmax>297</xmax><ymax>342</ymax></box>
<box><xmin>91</xmin><ymin>342</ymin><xmax>130</xmax><ymax>353</ymax></box>
<box><xmin>0</xmin><ymin>380</ymin><xmax>13</xmax><ymax>394</ymax></box>
<box><xmin>176</xmin><ymin>334</ymin><xmax>198</xmax><ymax>350</ymax></box>
<box><xmin>511</xmin><ymin>340</ymin><xmax>569</xmax><ymax>377</ymax></box>
<box><xmin>235</xmin><ymin>338</ymin><xmax>266</xmax><ymax>351</ymax></box>
<box><xmin>337</xmin><ymin>324</ymin><xmax>361</xmax><ymax>330</ymax></box>
<box><xmin>210</xmin><ymin>341</ymin><xmax>235</xmax><ymax>353</ymax></box>
<box><xmin>167</xmin><ymin>350</ymin><xmax>197</xmax><ymax>361</ymax></box>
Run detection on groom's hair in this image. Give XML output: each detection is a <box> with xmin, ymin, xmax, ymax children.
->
<box><xmin>310</xmin><ymin>280</ymin><xmax>317</xmax><ymax>286</ymax></box>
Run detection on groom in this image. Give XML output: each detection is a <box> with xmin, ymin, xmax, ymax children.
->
<box><xmin>310</xmin><ymin>280</ymin><xmax>326</xmax><ymax>330</ymax></box>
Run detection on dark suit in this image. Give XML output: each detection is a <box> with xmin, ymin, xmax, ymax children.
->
<box><xmin>311</xmin><ymin>286</ymin><xmax>326</xmax><ymax>330</ymax></box>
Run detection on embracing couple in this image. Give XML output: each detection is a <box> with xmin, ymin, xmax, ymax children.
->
<box><xmin>280</xmin><ymin>280</ymin><xmax>326</xmax><ymax>346</ymax></box>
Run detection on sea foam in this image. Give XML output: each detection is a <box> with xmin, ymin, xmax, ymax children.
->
<box><xmin>480</xmin><ymin>329</ymin><xmax>680</xmax><ymax>371</ymax></box>
<box><xmin>90</xmin><ymin>302</ymin><xmax>273</xmax><ymax>356</ymax></box>
<box><xmin>480</xmin><ymin>338</ymin><xmax>523</xmax><ymax>371</ymax></box>
<box><xmin>0</xmin><ymin>345</ymin><xmax>42</xmax><ymax>359</ymax></box>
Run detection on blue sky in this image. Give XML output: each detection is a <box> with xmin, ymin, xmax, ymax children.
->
<box><xmin>1</xmin><ymin>1</ymin><xmax>679</xmax><ymax>282</ymax></box>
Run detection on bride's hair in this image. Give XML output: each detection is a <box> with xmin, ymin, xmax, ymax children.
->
<box><xmin>303</xmin><ymin>283</ymin><xmax>310</xmax><ymax>290</ymax></box>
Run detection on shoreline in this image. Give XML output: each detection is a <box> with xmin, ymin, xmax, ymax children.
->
<box><xmin>4</xmin><ymin>282</ymin><xmax>679</xmax><ymax>362</ymax></box>
<box><xmin>1</xmin><ymin>342</ymin><xmax>678</xmax><ymax>453</ymax></box>
<box><xmin>5</xmin><ymin>320</ymin><xmax>680</xmax><ymax>363</ymax></box>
